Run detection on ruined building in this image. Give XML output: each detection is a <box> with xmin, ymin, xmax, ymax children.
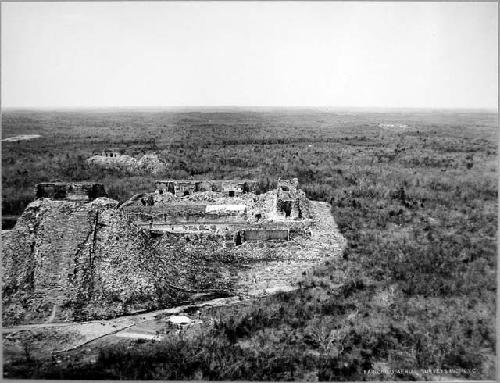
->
<box><xmin>32</xmin><ymin>179</ymin><xmax>309</xmax><ymax>245</ymax></box>
<box><xmin>87</xmin><ymin>150</ymin><xmax>166</xmax><ymax>175</ymax></box>
<box><xmin>155</xmin><ymin>179</ymin><xmax>257</xmax><ymax>197</ymax></box>
<box><xmin>101</xmin><ymin>149</ymin><xmax>122</xmax><ymax>158</ymax></box>
<box><xmin>3</xmin><ymin>177</ymin><xmax>345</xmax><ymax>324</ymax></box>
<box><xmin>121</xmin><ymin>178</ymin><xmax>311</xmax><ymax>245</ymax></box>
<box><xmin>276</xmin><ymin>178</ymin><xmax>310</xmax><ymax>219</ymax></box>
<box><xmin>34</xmin><ymin>177</ymin><xmax>310</xmax><ymax>255</ymax></box>
<box><xmin>34</xmin><ymin>182</ymin><xmax>107</xmax><ymax>202</ymax></box>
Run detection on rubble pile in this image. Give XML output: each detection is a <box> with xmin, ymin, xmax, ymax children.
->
<box><xmin>86</xmin><ymin>153</ymin><xmax>166</xmax><ymax>175</ymax></box>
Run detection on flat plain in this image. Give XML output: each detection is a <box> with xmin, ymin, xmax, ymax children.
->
<box><xmin>1</xmin><ymin>108</ymin><xmax>497</xmax><ymax>380</ymax></box>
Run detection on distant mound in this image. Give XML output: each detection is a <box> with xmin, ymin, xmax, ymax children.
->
<box><xmin>86</xmin><ymin>153</ymin><xmax>166</xmax><ymax>175</ymax></box>
<box><xmin>378</xmin><ymin>122</ymin><xmax>410</xmax><ymax>131</ymax></box>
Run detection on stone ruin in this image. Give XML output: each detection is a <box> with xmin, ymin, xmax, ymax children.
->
<box><xmin>3</xmin><ymin>177</ymin><xmax>344</xmax><ymax>324</ymax></box>
<box><xmin>34</xmin><ymin>182</ymin><xmax>107</xmax><ymax>202</ymax></box>
<box><xmin>86</xmin><ymin>149</ymin><xmax>166</xmax><ymax>175</ymax></box>
<box><xmin>155</xmin><ymin>179</ymin><xmax>257</xmax><ymax>197</ymax></box>
<box><xmin>122</xmin><ymin>178</ymin><xmax>312</xmax><ymax>245</ymax></box>
<box><xmin>34</xmin><ymin>179</ymin><xmax>311</xmax><ymax>246</ymax></box>
<box><xmin>277</xmin><ymin>178</ymin><xmax>308</xmax><ymax>219</ymax></box>
<box><xmin>101</xmin><ymin>149</ymin><xmax>121</xmax><ymax>158</ymax></box>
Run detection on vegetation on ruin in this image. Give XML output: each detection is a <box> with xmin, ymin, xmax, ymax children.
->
<box><xmin>2</xmin><ymin>108</ymin><xmax>497</xmax><ymax>380</ymax></box>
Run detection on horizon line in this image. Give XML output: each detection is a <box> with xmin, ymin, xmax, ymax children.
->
<box><xmin>2</xmin><ymin>105</ymin><xmax>498</xmax><ymax>113</ymax></box>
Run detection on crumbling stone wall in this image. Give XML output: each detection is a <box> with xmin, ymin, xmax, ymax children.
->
<box><xmin>240</xmin><ymin>229</ymin><xmax>290</xmax><ymax>242</ymax></box>
<box><xmin>155</xmin><ymin>180</ymin><xmax>257</xmax><ymax>197</ymax></box>
<box><xmin>34</xmin><ymin>183</ymin><xmax>107</xmax><ymax>202</ymax></box>
<box><xmin>275</xmin><ymin>178</ymin><xmax>311</xmax><ymax>220</ymax></box>
<box><xmin>126</xmin><ymin>179</ymin><xmax>312</xmax><ymax>234</ymax></box>
<box><xmin>296</xmin><ymin>189</ymin><xmax>311</xmax><ymax>219</ymax></box>
<box><xmin>122</xmin><ymin>204</ymin><xmax>248</xmax><ymax>228</ymax></box>
<box><xmin>277</xmin><ymin>178</ymin><xmax>299</xmax><ymax>193</ymax></box>
<box><xmin>102</xmin><ymin>150</ymin><xmax>121</xmax><ymax>158</ymax></box>
<box><xmin>276</xmin><ymin>178</ymin><xmax>299</xmax><ymax>218</ymax></box>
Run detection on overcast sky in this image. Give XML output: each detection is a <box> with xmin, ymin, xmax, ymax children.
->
<box><xmin>2</xmin><ymin>2</ymin><xmax>497</xmax><ymax>109</ymax></box>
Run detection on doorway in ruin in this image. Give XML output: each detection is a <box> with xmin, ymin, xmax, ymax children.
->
<box><xmin>229</xmin><ymin>190</ymin><xmax>235</xmax><ymax>197</ymax></box>
<box><xmin>54</xmin><ymin>185</ymin><xmax>67</xmax><ymax>200</ymax></box>
<box><xmin>184</xmin><ymin>190</ymin><xmax>190</xmax><ymax>196</ymax></box>
<box><xmin>36</xmin><ymin>185</ymin><xmax>53</xmax><ymax>199</ymax></box>
<box><xmin>234</xmin><ymin>231</ymin><xmax>242</xmax><ymax>246</ymax></box>
<box><xmin>281</xmin><ymin>201</ymin><xmax>292</xmax><ymax>217</ymax></box>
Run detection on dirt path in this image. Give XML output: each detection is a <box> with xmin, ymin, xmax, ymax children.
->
<box><xmin>2</xmin><ymin>296</ymin><xmax>247</xmax><ymax>364</ymax></box>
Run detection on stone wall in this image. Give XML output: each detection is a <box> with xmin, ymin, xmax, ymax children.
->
<box><xmin>34</xmin><ymin>183</ymin><xmax>107</xmax><ymax>202</ymax></box>
<box><xmin>122</xmin><ymin>204</ymin><xmax>248</xmax><ymax>226</ymax></box>
<box><xmin>123</xmin><ymin>204</ymin><xmax>208</xmax><ymax>217</ymax></box>
<box><xmin>275</xmin><ymin>178</ymin><xmax>311</xmax><ymax>220</ymax></box>
<box><xmin>146</xmin><ymin>222</ymin><xmax>247</xmax><ymax>235</ymax></box>
<box><xmin>122</xmin><ymin>182</ymin><xmax>313</xmax><ymax>236</ymax></box>
<box><xmin>277</xmin><ymin>178</ymin><xmax>299</xmax><ymax>193</ymax></box>
<box><xmin>155</xmin><ymin>180</ymin><xmax>257</xmax><ymax>196</ymax></box>
<box><xmin>297</xmin><ymin>189</ymin><xmax>312</xmax><ymax>219</ymax></box>
<box><xmin>241</xmin><ymin>229</ymin><xmax>290</xmax><ymax>242</ymax></box>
